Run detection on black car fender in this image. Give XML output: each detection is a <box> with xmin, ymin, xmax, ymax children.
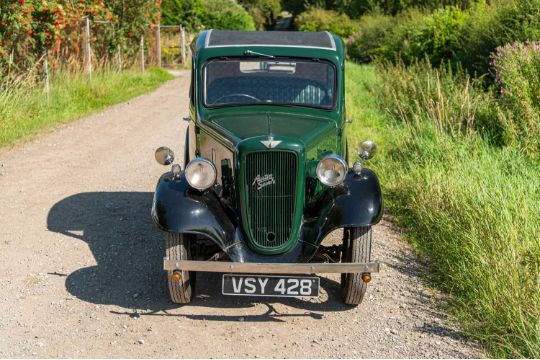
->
<box><xmin>306</xmin><ymin>168</ymin><xmax>383</xmax><ymax>247</ymax></box>
<box><xmin>151</xmin><ymin>172</ymin><xmax>236</xmax><ymax>250</ymax></box>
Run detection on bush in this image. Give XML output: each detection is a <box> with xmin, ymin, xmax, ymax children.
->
<box><xmin>346</xmin><ymin>12</ymin><xmax>395</xmax><ymax>63</ymax></box>
<box><xmin>283</xmin><ymin>0</ymin><xmax>475</xmax><ymax>17</ymax></box>
<box><xmin>202</xmin><ymin>0</ymin><xmax>255</xmax><ymax>31</ymax></box>
<box><xmin>491</xmin><ymin>41</ymin><xmax>540</xmax><ymax>155</ymax></box>
<box><xmin>402</xmin><ymin>6</ymin><xmax>468</xmax><ymax>66</ymax></box>
<box><xmin>457</xmin><ymin>0</ymin><xmax>540</xmax><ymax>76</ymax></box>
<box><xmin>295</xmin><ymin>8</ymin><xmax>358</xmax><ymax>39</ymax></box>
<box><xmin>162</xmin><ymin>0</ymin><xmax>206</xmax><ymax>32</ymax></box>
<box><xmin>238</xmin><ymin>0</ymin><xmax>282</xmax><ymax>30</ymax></box>
<box><xmin>162</xmin><ymin>0</ymin><xmax>255</xmax><ymax>31</ymax></box>
<box><xmin>348</xmin><ymin>6</ymin><xmax>467</xmax><ymax>65</ymax></box>
<box><xmin>348</xmin><ymin>0</ymin><xmax>540</xmax><ymax>77</ymax></box>
<box><xmin>348</xmin><ymin>9</ymin><xmax>428</xmax><ymax>63</ymax></box>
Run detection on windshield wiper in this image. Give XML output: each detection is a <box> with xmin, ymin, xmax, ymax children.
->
<box><xmin>244</xmin><ymin>50</ymin><xmax>275</xmax><ymax>59</ymax></box>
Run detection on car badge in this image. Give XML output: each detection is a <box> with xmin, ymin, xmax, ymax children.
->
<box><xmin>260</xmin><ymin>136</ymin><xmax>282</xmax><ymax>149</ymax></box>
<box><xmin>252</xmin><ymin>174</ymin><xmax>276</xmax><ymax>190</ymax></box>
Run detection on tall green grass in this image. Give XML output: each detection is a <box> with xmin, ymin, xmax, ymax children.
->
<box><xmin>346</xmin><ymin>62</ymin><xmax>540</xmax><ymax>357</ymax></box>
<box><xmin>0</xmin><ymin>68</ymin><xmax>173</xmax><ymax>147</ymax></box>
<box><xmin>372</xmin><ymin>59</ymin><xmax>497</xmax><ymax>138</ymax></box>
<box><xmin>491</xmin><ymin>41</ymin><xmax>540</xmax><ymax>155</ymax></box>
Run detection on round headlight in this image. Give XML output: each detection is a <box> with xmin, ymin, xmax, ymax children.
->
<box><xmin>185</xmin><ymin>158</ymin><xmax>216</xmax><ymax>190</ymax></box>
<box><xmin>316</xmin><ymin>155</ymin><xmax>348</xmax><ymax>187</ymax></box>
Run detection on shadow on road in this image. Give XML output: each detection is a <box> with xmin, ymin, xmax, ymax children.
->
<box><xmin>47</xmin><ymin>192</ymin><xmax>352</xmax><ymax>320</ymax></box>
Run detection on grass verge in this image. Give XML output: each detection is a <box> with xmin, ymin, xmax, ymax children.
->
<box><xmin>346</xmin><ymin>62</ymin><xmax>540</xmax><ymax>358</ymax></box>
<box><xmin>0</xmin><ymin>68</ymin><xmax>174</xmax><ymax>147</ymax></box>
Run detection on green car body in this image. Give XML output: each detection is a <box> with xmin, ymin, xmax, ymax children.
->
<box><xmin>152</xmin><ymin>31</ymin><xmax>382</xmax><ymax>284</ymax></box>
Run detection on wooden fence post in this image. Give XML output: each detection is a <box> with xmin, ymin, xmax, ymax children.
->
<box><xmin>156</xmin><ymin>24</ymin><xmax>162</xmax><ymax>67</ymax></box>
<box><xmin>180</xmin><ymin>26</ymin><xmax>186</xmax><ymax>65</ymax></box>
<box><xmin>43</xmin><ymin>51</ymin><xmax>50</xmax><ymax>103</ymax></box>
<box><xmin>117</xmin><ymin>44</ymin><xmax>122</xmax><ymax>70</ymax></box>
<box><xmin>140</xmin><ymin>35</ymin><xmax>145</xmax><ymax>72</ymax></box>
<box><xmin>84</xmin><ymin>16</ymin><xmax>92</xmax><ymax>81</ymax></box>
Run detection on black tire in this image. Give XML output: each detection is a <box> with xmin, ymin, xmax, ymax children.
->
<box><xmin>340</xmin><ymin>226</ymin><xmax>372</xmax><ymax>306</ymax></box>
<box><xmin>165</xmin><ymin>232</ymin><xmax>194</xmax><ymax>304</ymax></box>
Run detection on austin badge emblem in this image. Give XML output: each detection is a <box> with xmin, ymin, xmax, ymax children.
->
<box><xmin>252</xmin><ymin>174</ymin><xmax>276</xmax><ymax>190</ymax></box>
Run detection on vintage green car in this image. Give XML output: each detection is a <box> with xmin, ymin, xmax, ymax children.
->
<box><xmin>152</xmin><ymin>30</ymin><xmax>382</xmax><ymax>305</ymax></box>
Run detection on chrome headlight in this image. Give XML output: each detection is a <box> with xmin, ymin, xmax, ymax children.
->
<box><xmin>155</xmin><ymin>146</ymin><xmax>175</xmax><ymax>165</ymax></box>
<box><xmin>359</xmin><ymin>140</ymin><xmax>377</xmax><ymax>160</ymax></box>
<box><xmin>316</xmin><ymin>155</ymin><xmax>348</xmax><ymax>187</ymax></box>
<box><xmin>185</xmin><ymin>157</ymin><xmax>217</xmax><ymax>190</ymax></box>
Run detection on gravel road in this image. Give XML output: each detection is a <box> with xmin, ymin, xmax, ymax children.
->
<box><xmin>0</xmin><ymin>73</ymin><xmax>481</xmax><ymax>358</ymax></box>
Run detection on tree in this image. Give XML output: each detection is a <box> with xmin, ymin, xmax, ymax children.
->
<box><xmin>161</xmin><ymin>0</ymin><xmax>205</xmax><ymax>31</ymax></box>
<box><xmin>106</xmin><ymin>0</ymin><xmax>161</xmax><ymax>36</ymax></box>
<box><xmin>284</xmin><ymin>0</ymin><xmax>475</xmax><ymax>18</ymax></box>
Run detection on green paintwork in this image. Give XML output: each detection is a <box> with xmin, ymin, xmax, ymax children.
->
<box><xmin>208</xmin><ymin>111</ymin><xmax>336</xmax><ymax>143</ymax></box>
<box><xmin>189</xmin><ymin>30</ymin><xmax>348</xmax><ymax>254</ymax></box>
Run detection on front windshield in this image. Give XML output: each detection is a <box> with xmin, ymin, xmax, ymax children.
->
<box><xmin>203</xmin><ymin>58</ymin><xmax>336</xmax><ymax>109</ymax></box>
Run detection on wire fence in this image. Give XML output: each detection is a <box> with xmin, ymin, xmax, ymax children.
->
<box><xmin>67</xmin><ymin>19</ymin><xmax>192</xmax><ymax>75</ymax></box>
<box><xmin>3</xmin><ymin>18</ymin><xmax>193</xmax><ymax>100</ymax></box>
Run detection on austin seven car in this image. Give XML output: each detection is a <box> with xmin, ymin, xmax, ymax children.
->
<box><xmin>152</xmin><ymin>30</ymin><xmax>382</xmax><ymax>305</ymax></box>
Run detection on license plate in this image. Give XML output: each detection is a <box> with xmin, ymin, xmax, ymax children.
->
<box><xmin>222</xmin><ymin>274</ymin><xmax>320</xmax><ymax>298</ymax></box>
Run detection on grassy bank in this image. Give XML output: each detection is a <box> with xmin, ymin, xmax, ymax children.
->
<box><xmin>346</xmin><ymin>62</ymin><xmax>540</xmax><ymax>357</ymax></box>
<box><xmin>0</xmin><ymin>68</ymin><xmax>174</xmax><ymax>147</ymax></box>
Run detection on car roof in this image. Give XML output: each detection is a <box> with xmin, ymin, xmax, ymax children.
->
<box><xmin>191</xmin><ymin>30</ymin><xmax>345</xmax><ymax>66</ymax></box>
<box><xmin>205</xmin><ymin>30</ymin><xmax>336</xmax><ymax>50</ymax></box>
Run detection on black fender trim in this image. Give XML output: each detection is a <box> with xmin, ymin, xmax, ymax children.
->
<box><xmin>151</xmin><ymin>172</ymin><xmax>236</xmax><ymax>250</ymax></box>
<box><xmin>304</xmin><ymin>168</ymin><xmax>383</xmax><ymax>247</ymax></box>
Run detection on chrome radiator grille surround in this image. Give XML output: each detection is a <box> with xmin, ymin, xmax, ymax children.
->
<box><xmin>243</xmin><ymin>151</ymin><xmax>297</xmax><ymax>249</ymax></box>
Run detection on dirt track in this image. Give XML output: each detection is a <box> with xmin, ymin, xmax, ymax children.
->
<box><xmin>0</xmin><ymin>73</ymin><xmax>481</xmax><ymax>358</ymax></box>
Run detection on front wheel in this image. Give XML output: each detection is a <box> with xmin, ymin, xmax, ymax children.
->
<box><xmin>340</xmin><ymin>226</ymin><xmax>372</xmax><ymax>306</ymax></box>
<box><xmin>165</xmin><ymin>232</ymin><xmax>195</xmax><ymax>304</ymax></box>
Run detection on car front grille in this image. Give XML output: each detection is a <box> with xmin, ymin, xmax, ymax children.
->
<box><xmin>244</xmin><ymin>151</ymin><xmax>297</xmax><ymax>250</ymax></box>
